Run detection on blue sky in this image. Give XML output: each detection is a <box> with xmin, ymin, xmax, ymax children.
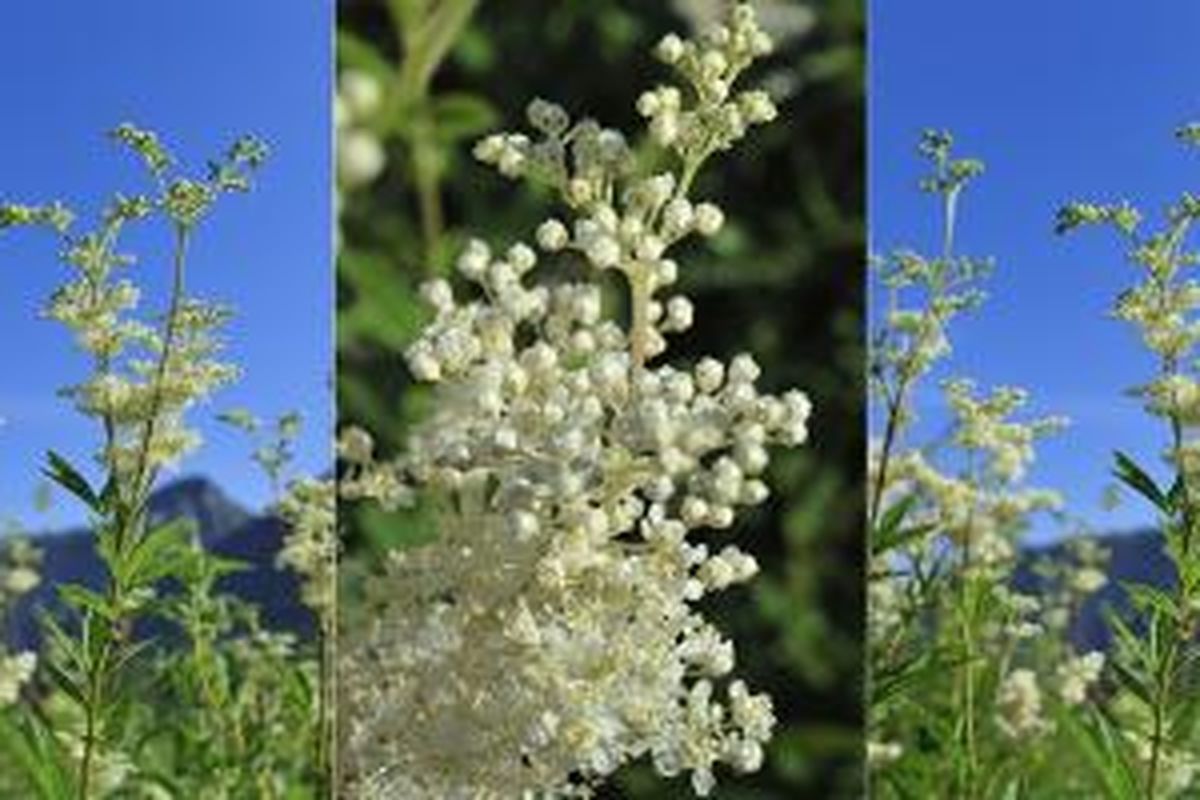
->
<box><xmin>870</xmin><ymin>1</ymin><xmax>1200</xmax><ymax>542</ymax></box>
<box><xmin>0</xmin><ymin>2</ymin><xmax>332</xmax><ymax>531</ymax></box>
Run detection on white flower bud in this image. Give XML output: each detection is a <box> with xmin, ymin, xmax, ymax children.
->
<box><xmin>741</xmin><ymin>480</ymin><xmax>770</xmax><ymax>505</ymax></box>
<box><xmin>650</xmin><ymin>114</ymin><xmax>680</xmax><ymax>147</ymax></box>
<box><xmin>408</xmin><ymin>349</ymin><xmax>442</xmax><ymax>382</ymax></box>
<box><xmin>493</xmin><ymin>427</ymin><xmax>518</xmax><ymax>451</ymax></box>
<box><xmin>694</xmin><ymin>203</ymin><xmax>725</xmax><ymax>236</ymax></box>
<box><xmin>701</xmin><ymin>50</ymin><xmax>728</xmax><ymax>78</ymax></box>
<box><xmin>457</xmin><ymin>239</ymin><xmax>491</xmax><ymax>280</ymax></box>
<box><xmin>537</xmin><ymin>219</ymin><xmax>570</xmax><ymax>251</ymax></box>
<box><xmin>740</xmin><ymin>90</ymin><xmax>778</xmax><ymax>124</ymax></box>
<box><xmin>637</xmin><ymin>91</ymin><xmax>660</xmax><ymax>117</ymax></box>
<box><xmin>663</xmin><ymin>198</ymin><xmax>695</xmax><ymax>234</ymax></box>
<box><xmin>656</xmin><ymin>33</ymin><xmax>685</xmax><ymax>64</ymax></box>
<box><xmin>729</xmin><ymin>353</ymin><xmax>761</xmax><ymax>384</ymax></box>
<box><xmin>655</xmin><ymin>259</ymin><xmax>679</xmax><ymax>285</ymax></box>
<box><xmin>695</xmin><ymin>358</ymin><xmax>725</xmax><ymax>393</ymax></box>
<box><xmin>473</xmin><ymin>134</ymin><xmax>505</xmax><ymax>163</ymax></box>
<box><xmin>567</xmin><ymin>177</ymin><xmax>593</xmax><ymax>205</ymax></box>
<box><xmin>508</xmin><ymin>243</ymin><xmax>538</xmax><ymax>274</ymax></box>
<box><xmin>339</xmin><ymin>69</ymin><xmax>383</xmax><ymax>119</ymax></box>
<box><xmin>586</xmin><ymin>236</ymin><xmax>622</xmax><ymax>269</ymax></box>
<box><xmin>664</xmin><ymin>296</ymin><xmax>694</xmax><ymax>331</ymax></box>
<box><xmin>709</xmin><ymin>505</ymin><xmax>735</xmax><ymax>529</ymax></box>
<box><xmin>420</xmin><ymin>279</ymin><xmax>454</xmax><ymax>313</ymax></box>
<box><xmin>681</xmin><ymin>496</ymin><xmax>710</xmax><ymax>527</ymax></box>
<box><xmin>338</xmin><ymin>130</ymin><xmax>385</xmax><ymax>187</ymax></box>
<box><xmin>751</xmin><ymin>31</ymin><xmax>774</xmax><ymax>56</ymax></box>
<box><xmin>499</xmin><ymin>146</ymin><xmax>526</xmax><ymax>177</ymax></box>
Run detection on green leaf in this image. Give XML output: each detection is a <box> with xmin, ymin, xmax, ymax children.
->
<box><xmin>57</xmin><ymin>584</ymin><xmax>112</xmax><ymax>622</ymax></box>
<box><xmin>336</xmin><ymin>29</ymin><xmax>395</xmax><ymax>85</ymax></box>
<box><xmin>41</xmin><ymin>450</ymin><xmax>101</xmax><ymax>513</ymax></box>
<box><xmin>338</xmin><ymin>248</ymin><xmax>430</xmax><ymax>350</ymax></box>
<box><xmin>430</xmin><ymin>92</ymin><xmax>497</xmax><ymax>142</ymax></box>
<box><xmin>0</xmin><ymin>709</ymin><xmax>76</xmax><ymax>799</ymax></box>
<box><xmin>1123</xmin><ymin>582</ymin><xmax>1179</xmax><ymax>622</ymax></box>
<box><xmin>1054</xmin><ymin>704</ymin><xmax>1141</xmax><ymax>799</ymax></box>
<box><xmin>1112</xmin><ymin>451</ymin><xmax>1170</xmax><ymax>513</ymax></box>
<box><xmin>121</xmin><ymin>517</ymin><xmax>198</xmax><ymax>587</ymax></box>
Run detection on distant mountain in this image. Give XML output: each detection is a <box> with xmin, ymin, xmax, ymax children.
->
<box><xmin>1016</xmin><ymin>529</ymin><xmax>1175</xmax><ymax>651</ymax></box>
<box><xmin>5</xmin><ymin>476</ymin><xmax>313</xmax><ymax>651</ymax></box>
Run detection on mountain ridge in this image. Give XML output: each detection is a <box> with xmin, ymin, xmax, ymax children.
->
<box><xmin>5</xmin><ymin>475</ymin><xmax>313</xmax><ymax>651</ymax></box>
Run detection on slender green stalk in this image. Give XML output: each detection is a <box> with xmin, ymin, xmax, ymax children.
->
<box><xmin>956</xmin><ymin>448</ymin><xmax>980</xmax><ymax>800</ymax></box>
<box><xmin>129</xmin><ymin>225</ymin><xmax>190</xmax><ymax>508</ymax></box>
<box><xmin>384</xmin><ymin>0</ymin><xmax>481</xmax><ymax>269</ymax></box>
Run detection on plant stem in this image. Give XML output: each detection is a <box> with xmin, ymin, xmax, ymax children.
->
<box><xmin>386</xmin><ymin>0</ymin><xmax>480</xmax><ymax>271</ymax></box>
<box><xmin>956</xmin><ymin>449</ymin><xmax>980</xmax><ymax>800</ymax></box>
<box><xmin>77</xmin><ymin>225</ymin><xmax>190</xmax><ymax>798</ymax></box>
<box><xmin>628</xmin><ymin>263</ymin><xmax>653</xmax><ymax>371</ymax></box>
<box><xmin>868</xmin><ymin>389</ymin><xmax>905</xmax><ymax>530</ymax></box>
<box><xmin>318</xmin><ymin>612</ymin><xmax>336</xmax><ymax>796</ymax></box>
<box><xmin>129</xmin><ymin>225</ymin><xmax>190</xmax><ymax>511</ymax></box>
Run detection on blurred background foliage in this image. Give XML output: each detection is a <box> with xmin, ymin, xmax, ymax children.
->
<box><xmin>336</xmin><ymin>0</ymin><xmax>863</xmax><ymax>796</ymax></box>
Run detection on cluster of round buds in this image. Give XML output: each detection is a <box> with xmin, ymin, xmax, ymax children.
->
<box><xmin>0</xmin><ymin>537</ymin><xmax>40</xmax><ymax>606</ymax></box>
<box><xmin>335</xmin><ymin>70</ymin><xmax>386</xmax><ymax>189</ymax></box>
<box><xmin>0</xmin><ymin>651</ymin><xmax>36</xmax><ymax>708</ymax></box>
<box><xmin>944</xmin><ymin>379</ymin><xmax>1068</xmax><ymax>484</ymax></box>
<box><xmin>994</xmin><ymin>668</ymin><xmax>1050</xmax><ymax>740</ymax></box>
<box><xmin>1056</xmin><ymin>651</ymin><xmax>1105</xmax><ymax>706</ymax></box>
<box><xmin>474</xmin><ymin>109</ymin><xmax>635</xmax><ymax>210</ymax></box>
<box><xmin>882</xmin><ymin>449</ymin><xmax>1062</xmax><ymax>574</ymax></box>
<box><xmin>0</xmin><ymin>539</ymin><xmax>40</xmax><ymax>708</ymax></box>
<box><xmin>1114</xmin><ymin>279</ymin><xmax>1200</xmax><ymax>361</ymax></box>
<box><xmin>275</xmin><ymin>477</ymin><xmax>337</xmax><ymax>617</ymax></box>
<box><xmin>640</xmin><ymin>4</ymin><xmax>777</xmax><ymax>159</ymax></box>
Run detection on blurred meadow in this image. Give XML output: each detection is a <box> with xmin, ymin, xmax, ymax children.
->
<box><xmin>336</xmin><ymin>0</ymin><xmax>863</xmax><ymax>796</ymax></box>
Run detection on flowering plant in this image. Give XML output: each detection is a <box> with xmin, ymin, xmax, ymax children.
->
<box><xmin>336</xmin><ymin>5</ymin><xmax>819</xmax><ymax>797</ymax></box>
<box><xmin>867</xmin><ymin>132</ymin><xmax>1114</xmax><ymax>798</ymax></box>
<box><xmin>0</xmin><ymin>127</ymin><xmax>327</xmax><ymax>798</ymax></box>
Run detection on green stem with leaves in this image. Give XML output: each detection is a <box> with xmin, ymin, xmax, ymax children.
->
<box><xmin>385</xmin><ymin>0</ymin><xmax>481</xmax><ymax>269</ymax></box>
<box><xmin>76</xmin><ymin>224</ymin><xmax>190</xmax><ymax>799</ymax></box>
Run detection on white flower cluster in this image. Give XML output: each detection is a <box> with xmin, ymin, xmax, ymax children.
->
<box><xmin>339</xmin><ymin>6</ymin><xmax>803</xmax><ymax>797</ymax></box>
<box><xmin>671</xmin><ymin>0</ymin><xmax>815</xmax><ymax>47</ymax></box>
<box><xmin>868</xmin><ymin>381</ymin><xmax>1065</xmax><ymax>648</ymax></box>
<box><xmin>275</xmin><ymin>477</ymin><xmax>337</xmax><ymax>617</ymax></box>
<box><xmin>2</xmin><ymin>125</ymin><xmax>265</xmax><ymax>481</ymax></box>
<box><xmin>994</xmin><ymin>668</ymin><xmax>1049</xmax><ymax>740</ymax></box>
<box><xmin>0</xmin><ymin>536</ymin><xmax>41</xmax><ymax>599</ymax></box>
<box><xmin>1056</xmin><ymin>651</ymin><xmax>1104</xmax><ymax>706</ymax></box>
<box><xmin>0</xmin><ymin>538</ymin><xmax>41</xmax><ymax>708</ymax></box>
<box><xmin>473</xmin><ymin>3</ymin><xmax>777</xmax><ymax>220</ymax></box>
<box><xmin>1061</xmin><ymin>188</ymin><xmax>1200</xmax><ymax>495</ymax></box>
<box><xmin>866</xmin><ymin>739</ymin><xmax>903</xmax><ymax>768</ymax></box>
<box><xmin>944</xmin><ymin>379</ymin><xmax>1068</xmax><ymax>484</ymax></box>
<box><xmin>0</xmin><ymin>651</ymin><xmax>36</xmax><ymax>708</ymax></box>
